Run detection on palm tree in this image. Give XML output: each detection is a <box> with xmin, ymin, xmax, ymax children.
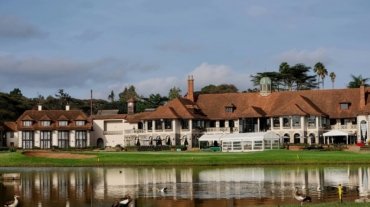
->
<box><xmin>313</xmin><ymin>62</ymin><xmax>328</xmax><ymax>89</ymax></box>
<box><xmin>329</xmin><ymin>72</ymin><xmax>336</xmax><ymax>89</ymax></box>
<box><xmin>347</xmin><ymin>74</ymin><xmax>369</xmax><ymax>88</ymax></box>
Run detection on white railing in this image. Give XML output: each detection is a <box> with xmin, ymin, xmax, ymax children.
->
<box><xmin>103</xmin><ymin>131</ymin><xmax>123</xmax><ymax>135</ymax></box>
<box><xmin>205</xmin><ymin>127</ymin><xmax>231</xmax><ymax>133</ymax></box>
<box><xmin>124</xmin><ymin>129</ymin><xmax>145</xmax><ymax>134</ymax></box>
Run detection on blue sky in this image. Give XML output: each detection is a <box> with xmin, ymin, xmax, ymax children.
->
<box><xmin>0</xmin><ymin>0</ymin><xmax>369</xmax><ymax>99</ymax></box>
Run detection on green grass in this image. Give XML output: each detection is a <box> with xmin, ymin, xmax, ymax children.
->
<box><xmin>1</xmin><ymin>150</ymin><xmax>370</xmax><ymax>167</ymax></box>
<box><xmin>281</xmin><ymin>201</ymin><xmax>370</xmax><ymax>207</ymax></box>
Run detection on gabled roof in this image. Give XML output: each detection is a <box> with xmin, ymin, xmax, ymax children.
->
<box><xmin>106</xmin><ymin>87</ymin><xmax>370</xmax><ymax>122</ymax></box>
<box><xmin>142</xmin><ymin>97</ymin><xmax>206</xmax><ymax>120</ymax></box>
<box><xmin>16</xmin><ymin>109</ymin><xmax>91</xmax><ymax>131</ymax></box>
<box><xmin>241</xmin><ymin>106</ymin><xmax>266</xmax><ymax>117</ymax></box>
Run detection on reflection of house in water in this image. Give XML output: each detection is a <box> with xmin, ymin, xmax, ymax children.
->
<box><xmin>2</xmin><ymin>166</ymin><xmax>370</xmax><ymax>205</ymax></box>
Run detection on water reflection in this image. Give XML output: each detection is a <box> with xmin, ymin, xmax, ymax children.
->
<box><xmin>1</xmin><ymin>166</ymin><xmax>370</xmax><ymax>206</ymax></box>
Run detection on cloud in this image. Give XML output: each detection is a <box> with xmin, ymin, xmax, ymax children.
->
<box><xmin>246</xmin><ymin>6</ymin><xmax>268</xmax><ymax>17</ymax></box>
<box><xmin>276</xmin><ymin>48</ymin><xmax>331</xmax><ymax>66</ymax></box>
<box><xmin>189</xmin><ymin>62</ymin><xmax>253</xmax><ymax>91</ymax></box>
<box><xmin>0</xmin><ymin>55</ymin><xmax>159</xmax><ymax>96</ymax></box>
<box><xmin>133</xmin><ymin>76</ymin><xmax>180</xmax><ymax>96</ymax></box>
<box><xmin>0</xmin><ymin>15</ymin><xmax>44</xmax><ymax>39</ymax></box>
<box><xmin>156</xmin><ymin>41</ymin><xmax>202</xmax><ymax>53</ymax></box>
<box><xmin>74</xmin><ymin>29</ymin><xmax>103</xmax><ymax>42</ymax></box>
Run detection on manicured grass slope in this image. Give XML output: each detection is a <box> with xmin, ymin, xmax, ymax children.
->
<box><xmin>1</xmin><ymin>150</ymin><xmax>370</xmax><ymax>167</ymax></box>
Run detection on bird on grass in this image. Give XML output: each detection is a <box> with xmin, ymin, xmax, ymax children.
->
<box><xmin>4</xmin><ymin>195</ymin><xmax>20</xmax><ymax>207</ymax></box>
<box><xmin>293</xmin><ymin>187</ymin><xmax>311</xmax><ymax>206</ymax></box>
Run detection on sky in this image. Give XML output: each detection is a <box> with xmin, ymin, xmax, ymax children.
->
<box><xmin>0</xmin><ymin>0</ymin><xmax>370</xmax><ymax>100</ymax></box>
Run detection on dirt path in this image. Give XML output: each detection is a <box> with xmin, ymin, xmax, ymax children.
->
<box><xmin>23</xmin><ymin>151</ymin><xmax>96</xmax><ymax>159</ymax></box>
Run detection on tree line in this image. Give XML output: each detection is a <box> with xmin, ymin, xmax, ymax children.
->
<box><xmin>0</xmin><ymin>62</ymin><xmax>368</xmax><ymax>123</ymax></box>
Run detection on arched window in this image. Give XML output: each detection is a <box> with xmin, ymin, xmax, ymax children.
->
<box><xmin>294</xmin><ymin>133</ymin><xmax>300</xmax><ymax>144</ymax></box>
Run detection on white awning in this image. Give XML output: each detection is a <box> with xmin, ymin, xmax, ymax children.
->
<box><xmin>221</xmin><ymin>131</ymin><xmax>280</xmax><ymax>142</ymax></box>
<box><xmin>198</xmin><ymin>134</ymin><xmax>224</xmax><ymax>142</ymax></box>
<box><xmin>323</xmin><ymin>130</ymin><xmax>354</xmax><ymax>137</ymax></box>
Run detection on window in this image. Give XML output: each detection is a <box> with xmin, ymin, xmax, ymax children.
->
<box><xmin>307</xmin><ymin>116</ymin><xmax>316</xmax><ymax>128</ymax></box>
<box><xmin>23</xmin><ymin>121</ymin><xmax>33</xmax><ymax>127</ymax></box>
<box><xmin>40</xmin><ymin>131</ymin><xmax>52</xmax><ymax>149</ymax></box>
<box><xmin>219</xmin><ymin>120</ymin><xmax>225</xmax><ymax>128</ymax></box>
<box><xmin>292</xmin><ymin>116</ymin><xmax>301</xmax><ymax>128</ymax></box>
<box><xmin>41</xmin><ymin>121</ymin><xmax>51</xmax><ymax>127</ymax></box>
<box><xmin>232</xmin><ymin>141</ymin><xmax>242</xmax><ymax>150</ymax></box>
<box><xmin>340</xmin><ymin>103</ymin><xmax>350</xmax><ymax>110</ymax></box>
<box><xmin>155</xmin><ymin>120</ymin><xmax>162</xmax><ymax>130</ymax></box>
<box><xmin>75</xmin><ymin>130</ymin><xmax>87</xmax><ymax>148</ymax></box>
<box><xmin>22</xmin><ymin>131</ymin><xmax>34</xmax><ymax>149</ymax></box>
<box><xmin>243</xmin><ymin>141</ymin><xmax>252</xmax><ymax>150</ymax></box>
<box><xmin>147</xmin><ymin>121</ymin><xmax>153</xmax><ymax>130</ymax></box>
<box><xmin>76</xmin><ymin>121</ymin><xmax>85</xmax><ymax>126</ymax></box>
<box><xmin>58</xmin><ymin>131</ymin><xmax>69</xmax><ymax>148</ymax></box>
<box><xmin>164</xmin><ymin>119</ymin><xmax>172</xmax><ymax>130</ymax></box>
<box><xmin>59</xmin><ymin>121</ymin><xmax>68</xmax><ymax>126</ymax></box>
<box><xmin>282</xmin><ymin>116</ymin><xmax>291</xmax><ymax>128</ymax></box>
<box><xmin>273</xmin><ymin>117</ymin><xmax>280</xmax><ymax>128</ymax></box>
<box><xmin>181</xmin><ymin>119</ymin><xmax>189</xmax><ymax>129</ymax></box>
<box><xmin>254</xmin><ymin>141</ymin><xmax>263</xmax><ymax>150</ymax></box>
<box><xmin>225</xmin><ymin>107</ymin><xmax>234</xmax><ymax>113</ymax></box>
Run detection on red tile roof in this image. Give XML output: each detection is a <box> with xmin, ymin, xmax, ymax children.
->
<box><xmin>16</xmin><ymin>110</ymin><xmax>91</xmax><ymax>131</ymax></box>
<box><xmin>138</xmin><ymin>87</ymin><xmax>370</xmax><ymax>120</ymax></box>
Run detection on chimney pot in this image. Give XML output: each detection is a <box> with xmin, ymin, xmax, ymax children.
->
<box><xmin>38</xmin><ymin>105</ymin><xmax>42</xmax><ymax>111</ymax></box>
<box><xmin>66</xmin><ymin>105</ymin><xmax>70</xmax><ymax>111</ymax></box>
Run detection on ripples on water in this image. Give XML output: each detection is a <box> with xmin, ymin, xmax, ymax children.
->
<box><xmin>0</xmin><ymin>166</ymin><xmax>368</xmax><ymax>206</ymax></box>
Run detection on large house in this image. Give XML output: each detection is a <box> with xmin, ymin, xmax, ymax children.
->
<box><xmin>121</xmin><ymin>76</ymin><xmax>370</xmax><ymax>149</ymax></box>
<box><xmin>3</xmin><ymin>105</ymin><xmax>91</xmax><ymax>149</ymax></box>
<box><xmin>2</xmin><ymin>76</ymin><xmax>370</xmax><ymax>149</ymax></box>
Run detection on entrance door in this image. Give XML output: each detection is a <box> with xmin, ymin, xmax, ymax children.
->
<box><xmin>97</xmin><ymin>138</ymin><xmax>104</xmax><ymax>149</ymax></box>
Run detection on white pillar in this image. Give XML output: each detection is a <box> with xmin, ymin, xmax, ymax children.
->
<box><xmin>257</xmin><ymin>118</ymin><xmax>260</xmax><ymax>132</ymax></box>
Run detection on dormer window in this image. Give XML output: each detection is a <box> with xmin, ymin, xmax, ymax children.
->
<box><xmin>340</xmin><ymin>103</ymin><xmax>350</xmax><ymax>110</ymax></box>
<box><xmin>23</xmin><ymin>121</ymin><xmax>32</xmax><ymax>127</ymax></box>
<box><xmin>59</xmin><ymin>121</ymin><xmax>68</xmax><ymax>126</ymax></box>
<box><xmin>41</xmin><ymin>121</ymin><xmax>51</xmax><ymax>127</ymax></box>
<box><xmin>225</xmin><ymin>103</ymin><xmax>236</xmax><ymax>113</ymax></box>
<box><xmin>76</xmin><ymin>121</ymin><xmax>85</xmax><ymax>126</ymax></box>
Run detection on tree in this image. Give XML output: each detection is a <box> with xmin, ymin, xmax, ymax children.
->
<box><xmin>119</xmin><ymin>85</ymin><xmax>138</xmax><ymax>102</ymax></box>
<box><xmin>250</xmin><ymin>71</ymin><xmax>281</xmax><ymax>91</ymax></box>
<box><xmin>9</xmin><ymin>88</ymin><xmax>23</xmax><ymax>97</ymax></box>
<box><xmin>168</xmin><ymin>86</ymin><xmax>182</xmax><ymax>100</ymax></box>
<box><xmin>290</xmin><ymin>64</ymin><xmax>317</xmax><ymax>90</ymax></box>
<box><xmin>141</xmin><ymin>94</ymin><xmax>169</xmax><ymax>109</ymax></box>
<box><xmin>250</xmin><ymin>62</ymin><xmax>317</xmax><ymax>91</ymax></box>
<box><xmin>279</xmin><ymin>62</ymin><xmax>294</xmax><ymax>90</ymax></box>
<box><xmin>330</xmin><ymin>72</ymin><xmax>336</xmax><ymax>89</ymax></box>
<box><xmin>55</xmin><ymin>89</ymin><xmax>71</xmax><ymax>107</ymax></box>
<box><xmin>108</xmin><ymin>90</ymin><xmax>115</xmax><ymax>102</ymax></box>
<box><xmin>313</xmin><ymin>62</ymin><xmax>328</xmax><ymax>89</ymax></box>
<box><xmin>200</xmin><ymin>84</ymin><xmax>238</xmax><ymax>94</ymax></box>
<box><xmin>347</xmin><ymin>74</ymin><xmax>369</xmax><ymax>88</ymax></box>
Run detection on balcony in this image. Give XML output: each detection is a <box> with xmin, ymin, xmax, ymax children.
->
<box><xmin>330</xmin><ymin>124</ymin><xmax>358</xmax><ymax>130</ymax></box>
<box><xmin>124</xmin><ymin>129</ymin><xmax>145</xmax><ymax>134</ymax></box>
<box><xmin>205</xmin><ymin>127</ymin><xmax>231</xmax><ymax>133</ymax></box>
<box><xmin>103</xmin><ymin>130</ymin><xmax>123</xmax><ymax>135</ymax></box>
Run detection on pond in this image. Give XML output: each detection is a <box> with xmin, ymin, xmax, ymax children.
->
<box><xmin>1</xmin><ymin>165</ymin><xmax>370</xmax><ymax>206</ymax></box>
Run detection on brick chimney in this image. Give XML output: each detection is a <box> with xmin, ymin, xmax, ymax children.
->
<box><xmin>186</xmin><ymin>75</ymin><xmax>194</xmax><ymax>102</ymax></box>
<box><xmin>127</xmin><ymin>98</ymin><xmax>136</xmax><ymax>115</ymax></box>
<box><xmin>360</xmin><ymin>85</ymin><xmax>366</xmax><ymax>109</ymax></box>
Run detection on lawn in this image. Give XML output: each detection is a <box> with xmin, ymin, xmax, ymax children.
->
<box><xmin>1</xmin><ymin>149</ymin><xmax>370</xmax><ymax>167</ymax></box>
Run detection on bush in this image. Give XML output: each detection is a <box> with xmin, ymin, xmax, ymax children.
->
<box><xmin>0</xmin><ymin>147</ymin><xmax>9</xmax><ymax>151</ymax></box>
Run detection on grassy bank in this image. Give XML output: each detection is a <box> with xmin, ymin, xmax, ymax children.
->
<box><xmin>282</xmin><ymin>201</ymin><xmax>370</xmax><ymax>207</ymax></box>
<box><xmin>1</xmin><ymin>150</ymin><xmax>370</xmax><ymax>167</ymax></box>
